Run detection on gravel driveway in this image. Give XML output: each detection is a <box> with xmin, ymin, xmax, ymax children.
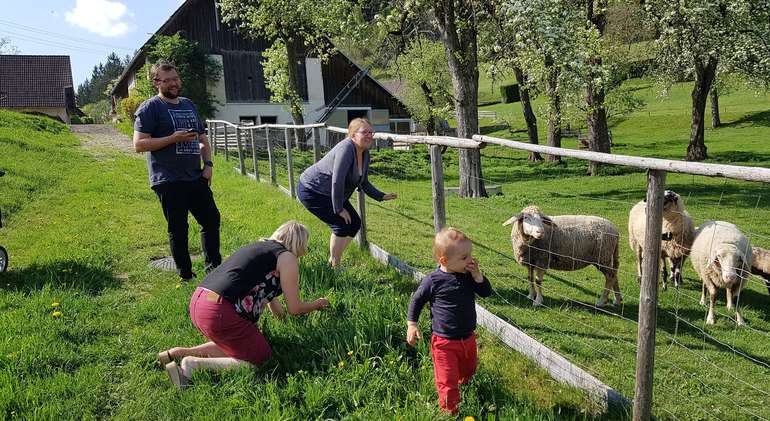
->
<box><xmin>70</xmin><ymin>124</ymin><xmax>136</xmax><ymax>154</ymax></box>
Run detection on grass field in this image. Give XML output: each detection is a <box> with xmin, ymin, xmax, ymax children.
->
<box><xmin>0</xmin><ymin>110</ymin><xmax>603</xmax><ymax>420</ymax></box>
<box><xmin>246</xmin><ymin>78</ymin><xmax>770</xmax><ymax>420</ymax></box>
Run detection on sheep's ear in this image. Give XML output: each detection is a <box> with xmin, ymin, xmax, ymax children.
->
<box><xmin>541</xmin><ymin>215</ymin><xmax>554</xmax><ymax>226</ymax></box>
<box><xmin>502</xmin><ymin>213</ymin><xmax>523</xmax><ymax>226</ymax></box>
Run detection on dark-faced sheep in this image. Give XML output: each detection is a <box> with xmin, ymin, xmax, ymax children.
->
<box><xmin>503</xmin><ymin>206</ymin><xmax>621</xmax><ymax>307</ymax></box>
<box><xmin>628</xmin><ymin>190</ymin><xmax>695</xmax><ymax>290</ymax></box>
<box><xmin>691</xmin><ymin>221</ymin><xmax>752</xmax><ymax>326</ymax></box>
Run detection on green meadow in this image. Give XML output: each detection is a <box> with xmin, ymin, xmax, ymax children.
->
<box><xmin>0</xmin><ymin>109</ymin><xmax>599</xmax><ymax>420</ymax></box>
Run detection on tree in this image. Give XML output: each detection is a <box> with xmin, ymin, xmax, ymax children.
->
<box><xmin>432</xmin><ymin>0</ymin><xmax>487</xmax><ymax>196</ymax></box>
<box><xmin>501</xmin><ymin>0</ymin><xmax>585</xmax><ymax>163</ymax></box>
<box><xmin>77</xmin><ymin>53</ymin><xmax>128</xmax><ymax>106</ymax></box>
<box><xmin>218</xmin><ymin>0</ymin><xmax>352</xmax><ymax>143</ymax></box>
<box><xmin>0</xmin><ymin>37</ymin><xmax>19</xmax><ymax>54</ymax></box>
<box><xmin>391</xmin><ymin>38</ymin><xmax>454</xmax><ymax>135</ymax></box>
<box><xmin>376</xmin><ymin>0</ymin><xmax>488</xmax><ymax>195</ymax></box>
<box><xmin>502</xmin><ymin>0</ymin><xmax>632</xmax><ymax>170</ymax></box>
<box><xmin>480</xmin><ymin>0</ymin><xmax>542</xmax><ymax>161</ymax></box>
<box><xmin>641</xmin><ymin>0</ymin><xmax>768</xmax><ymax>161</ymax></box>
<box><xmin>730</xmin><ymin>1</ymin><xmax>770</xmax><ymax>87</ymax></box>
<box><xmin>584</xmin><ymin>0</ymin><xmax>612</xmax><ymax>175</ymax></box>
<box><xmin>145</xmin><ymin>34</ymin><xmax>222</xmax><ymax>119</ymax></box>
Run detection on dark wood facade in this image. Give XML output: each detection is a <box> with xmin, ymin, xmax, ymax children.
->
<box><xmin>112</xmin><ymin>0</ymin><xmax>409</xmax><ymax>121</ymax></box>
<box><xmin>322</xmin><ymin>53</ymin><xmax>410</xmax><ymax>118</ymax></box>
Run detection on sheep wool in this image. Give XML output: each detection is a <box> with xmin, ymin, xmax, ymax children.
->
<box><xmin>628</xmin><ymin>191</ymin><xmax>695</xmax><ymax>290</ymax></box>
<box><xmin>690</xmin><ymin>220</ymin><xmax>752</xmax><ymax>325</ymax></box>
<box><xmin>505</xmin><ymin>206</ymin><xmax>621</xmax><ymax>307</ymax></box>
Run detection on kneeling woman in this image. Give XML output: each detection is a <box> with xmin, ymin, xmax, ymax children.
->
<box><xmin>159</xmin><ymin>221</ymin><xmax>328</xmax><ymax>388</ymax></box>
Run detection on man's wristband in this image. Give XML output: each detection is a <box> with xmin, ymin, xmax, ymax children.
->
<box><xmin>203</xmin><ymin>160</ymin><xmax>214</xmax><ymax>168</ymax></box>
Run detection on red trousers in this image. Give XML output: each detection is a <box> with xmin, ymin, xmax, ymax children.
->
<box><xmin>431</xmin><ymin>333</ymin><xmax>478</xmax><ymax>414</ymax></box>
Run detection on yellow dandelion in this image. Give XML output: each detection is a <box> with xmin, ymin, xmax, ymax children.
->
<box><xmin>338</xmin><ymin>361</ymin><xmax>345</xmax><ymax>369</ymax></box>
<box><xmin>51</xmin><ymin>311</ymin><xmax>63</xmax><ymax>318</ymax></box>
<box><xmin>347</xmin><ymin>350</ymin><xmax>354</xmax><ymax>357</ymax></box>
<box><xmin>464</xmin><ymin>417</ymin><xmax>475</xmax><ymax>421</ymax></box>
<box><xmin>51</xmin><ymin>302</ymin><xmax>60</xmax><ymax>308</ymax></box>
<box><xmin>175</xmin><ymin>283</ymin><xmax>181</xmax><ymax>289</ymax></box>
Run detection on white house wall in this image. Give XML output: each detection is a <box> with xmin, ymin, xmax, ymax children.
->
<box><xmin>208</xmin><ymin>54</ymin><xmax>327</xmax><ymax>124</ymax></box>
<box><xmin>205</xmin><ymin>54</ymin><xmax>412</xmax><ymax>141</ymax></box>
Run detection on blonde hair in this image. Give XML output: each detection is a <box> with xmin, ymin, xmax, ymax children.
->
<box><xmin>432</xmin><ymin>227</ymin><xmax>470</xmax><ymax>261</ymax></box>
<box><xmin>348</xmin><ymin>117</ymin><xmax>372</xmax><ymax>138</ymax></box>
<box><xmin>269</xmin><ymin>220</ymin><xmax>309</xmax><ymax>256</ymax></box>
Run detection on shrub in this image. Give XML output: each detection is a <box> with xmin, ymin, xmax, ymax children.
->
<box><xmin>500</xmin><ymin>84</ymin><xmax>520</xmax><ymax>103</ymax></box>
<box><xmin>117</xmin><ymin>94</ymin><xmax>147</xmax><ymax>122</ymax></box>
<box><xmin>81</xmin><ymin>99</ymin><xmax>112</xmax><ymax>124</ymax></box>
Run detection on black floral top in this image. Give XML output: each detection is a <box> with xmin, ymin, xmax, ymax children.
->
<box><xmin>199</xmin><ymin>240</ymin><xmax>287</xmax><ymax>323</ymax></box>
<box><xmin>233</xmin><ymin>268</ymin><xmax>282</xmax><ymax>322</ymax></box>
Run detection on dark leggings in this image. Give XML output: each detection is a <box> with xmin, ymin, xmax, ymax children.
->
<box><xmin>297</xmin><ymin>182</ymin><xmax>361</xmax><ymax>237</ymax></box>
<box><xmin>153</xmin><ymin>179</ymin><xmax>221</xmax><ymax>277</ymax></box>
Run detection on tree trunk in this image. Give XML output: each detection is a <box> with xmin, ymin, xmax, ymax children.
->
<box><xmin>710</xmin><ymin>87</ymin><xmax>721</xmax><ymax>128</ymax></box>
<box><xmin>434</xmin><ymin>0</ymin><xmax>486</xmax><ymax>197</ymax></box>
<box><xmin>420</xmin><ymin>82</ymin><xmax>437</xmax><ymax>135</ymax></box>
<box><xmin>545</xmin><ymin>57</ymin><xmax>561</xmax><ymax>163</ymax></box>
<box><xmin>285</xmin><ymin>38</ymin><xmax>307</xmax><ymax>149</ymax></box>
<box><xmin>513</xmin><ymin>66</ymin><xmax>542</xmax><ymax>162</ymax></box>
<box><xmin>686</xmin><ymin>57</ymin><xmax>717</xmax><ymax>161</ymax></box>
<box><xmin>585</xmin><ymin>0</ymin><xmax>611</xmax><ymax>176</ymax></box>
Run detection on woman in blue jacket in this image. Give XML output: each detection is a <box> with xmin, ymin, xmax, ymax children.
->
<box><xmin>298</xmin><ymin>118</ymin><xmax>397</xmax><ymax>267</ymax></box>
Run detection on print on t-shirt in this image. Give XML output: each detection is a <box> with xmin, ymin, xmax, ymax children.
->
<box><xmin>169</xmin><ymin>109</ymin><xmax>201</xmax><ymax>155</ymax></box>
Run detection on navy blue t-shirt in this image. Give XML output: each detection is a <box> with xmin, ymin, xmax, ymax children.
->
<box><xmin>407</xmin><ymin>269</ymin><xmax>492</xmax><ymax>339</ymax></box>
<box><xmin>134</xmin><ymin>95</ymin><xmax>205</xmax><ymax>186</ymax></box>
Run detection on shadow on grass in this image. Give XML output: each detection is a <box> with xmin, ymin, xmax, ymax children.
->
<box><xmin>721</xmin><ymin>110</ymin><xmax>770</xmax><ymax>128</ymax></box>
<box><xmin>0</xmin><ymin>261</ymin><xmax>120</xmax><ymax>294</ymax></box>
<box><xmin>708</xmin><ymin>150</ymin><xmax>770</xmax><ymax>165</ymax></box>
<box><xmin>479</xmin><ymin>124</ymin><xmax>512</xmax><ymax>135</ymax></box>
<box><xmin>489</xmin><ymin>277</ymin><xmax>770</xmax><ymax>372</ymax></box>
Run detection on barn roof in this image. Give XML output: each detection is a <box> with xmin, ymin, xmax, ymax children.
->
<box><xmin>0</xmin><ymin>55</ymin><xmax>74</xmax><ymax>109</ymax></box>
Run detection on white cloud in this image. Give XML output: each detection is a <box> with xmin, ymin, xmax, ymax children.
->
<box><xmin>65</xmin><ymin>0</ymin><xmax>134</xmax><ymax>38</ymax></box>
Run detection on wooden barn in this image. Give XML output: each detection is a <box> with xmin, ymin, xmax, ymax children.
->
<box><xmin>110</xmin><ymin>0</ymin><xmax>413</xmax><ymax>134</ymax></box>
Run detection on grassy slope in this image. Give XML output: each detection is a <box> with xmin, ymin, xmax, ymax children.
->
<box><xmin>343</xmin><ymin>79</ymin><xmax>770</xmax><ymax>420</ymax></box>
<box><xmin>0</xmin><ymin>110</ymin><xmax>600</xmax><ymax>420</ymax></box>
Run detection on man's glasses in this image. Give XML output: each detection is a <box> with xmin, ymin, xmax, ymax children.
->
<box><xmin>154</xmin><ymin>77</ymin><xmax>180</xmax><ymax>84</ymax></box>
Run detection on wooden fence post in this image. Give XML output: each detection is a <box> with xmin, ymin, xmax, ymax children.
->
<box><xmin>235</xmin><ymin>126</ymin><xmax>245</xmax><ymax>175</ymax></box>
<box><xmin>633</xmin><ymin>169</ymin><xmax>666</xmax><ymax>421</ymax></box>
<box><xmin>356</xmin><ymin>189</ymin><xmax>367</xmax><ymax>249</ymax></box>
<box><xmin>211</xmin><ymin>122</ymin><xmax>217</xmax><ymax>156</ymax></box>
<box><xmin>266</xmin><ymin>127</ymin><xmax>276</xmax><ymax>185</ymax></box>
<box><xmin>285</xmin><ymin>128</ymin><xmax>296</xmax><ymax>198</ymax></box>
<box><xmin>312</xmin><ymin>127</ymin><xmax>321</xmax><ymax>162</ymax></box>
<box><xmin>249</xmin><ymin>128</ymin><xmax>259</xmax><ymax>181</ymax></box>
<box><xmin>223</xmin><ymin>124</ymin><xmax>230</xmax><ymax>161</ymax></box>
<box><xmin>430</xmin><ymin>144</ymin><xmax>446</xmax><ymax>233</ymax></box>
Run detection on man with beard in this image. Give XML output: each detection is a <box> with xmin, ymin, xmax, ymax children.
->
<box><xmin>133</xmin><ymin>62</ymin><xmax>221</xmax><ymax>281</ymax></box>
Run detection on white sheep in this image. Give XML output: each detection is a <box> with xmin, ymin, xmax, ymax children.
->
<box><xmin>691</xmin><ymin>221</ymin><xmax>752</xmax><ymax>325</ymax></box>
<box><xmin>503</xmin><ymin>206</ymin><xmax>622</xmax><ymax>307</ymax></box>
<box><xmin>627</xmin><ymin>190</ymin><xmax>695</xmax><ymax>290</ymax></box>
<box><xmin>750</xmin><ymin>246</ymin><xmax>770</xmax><ymax>295</ymax></box>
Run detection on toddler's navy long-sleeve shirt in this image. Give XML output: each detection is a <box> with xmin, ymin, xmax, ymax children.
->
<box><xmin>407</xmin><ymin>269</ymin><xmax>492</xmax><ymax>339</ymax></box>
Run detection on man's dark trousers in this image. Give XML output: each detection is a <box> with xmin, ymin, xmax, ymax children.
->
<box><xmin>153</xmin><ymin>178</ymin><xmax>221</xmax><ymax>278</ymax></box>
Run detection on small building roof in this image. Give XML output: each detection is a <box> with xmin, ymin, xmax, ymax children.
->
<box><xmin>0</xmin><ymin>55</ymin><xmax>74</xmax><ymax>109</ymax></box>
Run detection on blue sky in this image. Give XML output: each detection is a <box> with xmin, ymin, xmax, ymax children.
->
<box><xmin>2</xmin><ymin>0</ymin><xmax>187</xmax><ymax>87</ymax></box>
